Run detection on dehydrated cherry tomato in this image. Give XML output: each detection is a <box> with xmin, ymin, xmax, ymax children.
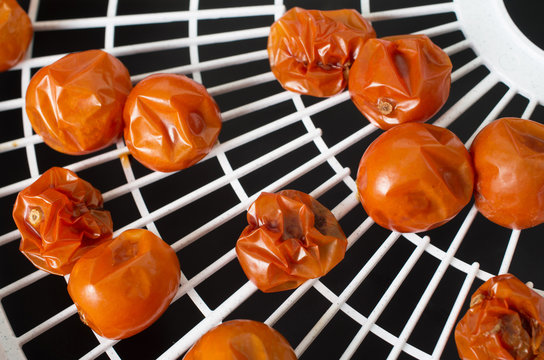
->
<box><xmin>0</xmin><ymin>0</ymin><xmax>33</xmax><ymax>72</ymax></box>
<box><xmin>67</xmin><ymin>229</ymin><xmax>181</xmax><ymax>339</ymax></box>
<box><xmin>25</xmin><ymin>49</ymin><xmax>132</xmax><ymax>155</ymax></box>
<box><xmin>471</xmin><ymin>118</ymin><xmax>544</xmax><ymax>229</ymax></box>
<box><xmin>184</xmin><ymin>319</ymin><xmax>297</xmax><ymax>360</ymax></box>
<box><xmin>12</xmin><ymin>167</ymin><xmax>113</xmax><ymax>275</ymax></box>
<box><xmin>268</xmin><ymin>7</ymin><xmax>375</xmax><ymax>97</ymax></box>
<box><xmin>349</xmin><ymin>35</ymin><xmax>452</xmax><ymax>130</ymax></box>
<box><xmin>123</xmin><ymin>73</ymin><xmax>222</xmax><ymax>173</ymax></box>
<box><xmin>455</xmin><ymin>274</ymin><xmax>544</xmax><ymax>360</ymax></box>
<box><xmin>356</xmin><ymin>123</ymin><xmax>474</xmax><ymax>233</ymax></box>
<box><xmin>236</xmin><ymin>189</ymin><xmax>347</xmax><ymax>293</ymax></box>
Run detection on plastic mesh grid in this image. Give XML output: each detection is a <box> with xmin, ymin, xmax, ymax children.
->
<box><xmin>1</xmin><ymin>0</ymin><xmax>544</xmax><ymax>359</ymax></box>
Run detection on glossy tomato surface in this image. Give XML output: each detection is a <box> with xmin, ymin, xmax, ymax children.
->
<box><xmin>0</xmin><ymin>0</ymin><xmax>33</xmax><ymax>72</ymax></box>
<box><xmin>349</xmin><ymin>35</ymin><xmax>451</xmax><ymax>130</ymax></box>
<box><xmin>12</xmin><ymin>167</ymin><xmax>113</xmax><ymax>275</ymax></box>
<box><xmin>471</xmin><ymin>117</ymin><xmax>544</xmax><ymax>229</ymax></box>
<box><xmin>455</xmin><ymin>274</ymin><xmax>544</xmax><ymax>360</ymax></box>
<box><xmin>356</xmin><ymin>123</ymin><xmax>474</xmax><ymax>233</ymax></box>
<box><xmin>25</xmin><ymin>49</ymin><xmax>132</xmax><ymax>155</ymax></box>
<box><xmin>123</xmin><ymin>73</ymin><xmax>222</xmax><ymax>172</ymax></box>
<box><xmin>268</xmin><ymin>7</ymin><xmax>375</xmax><ymax>97</ymax></box>
<box><xmin>184</xmin><ymin>319</ymin><xmax>297</xmax><ymax>360</ymax></box>
<box><xmin>67</xmin><ymin>229</ymin><xmax>181</xmax><ymax>339</ymax></box>
<box><xmin>236</xmin><ymin>189</ymin><xmax>347</xmax><ymax>293</ymax></box>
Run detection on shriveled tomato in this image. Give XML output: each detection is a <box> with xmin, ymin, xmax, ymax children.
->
<box><xmin>268</xmin><ymin>7</ymin><xmax>375</xmax><ymax>97</ymax></box>
<box><xmin>0</xmin><ymin>0</ymin><xmax>33</xmax><ymax>72</ymax></box>
<box><xmin>184</xmin><ymin>320</ymin><xmax>297</xmax><ymax>360</ymax></box>
<box><xmin>25</xmin><ymin>49</ymin><xmax>132</xmax><ymax>155</ymax></box>
<box><xmin>123</xmin><ymin>73</ymin><xmax>222</xmax><ymax>173</ymax></box>
<box><xmin>67</xmin><ymin>229</ymin><xmax>180</xmax><ymax>339</ymax></box>
<box><xmin>12</xmin><ymin>167</ymin><xmax>112</xmax><ymax>275</ymax></box>
<box><xmin>455</xmin><ymin>274</ymin><xmax>544</xmax><ymax>360</ymax></box>
<box><xmin>349</xmin><ymin>35</ymin><xmax>452</xmax><ymax>130</ymax></box>
<box><xmin>471</xmin><ymin>118</ymin><xmax>544</xmax><ymax>229</ymax></box>
<box><xmin>236</xmin><ymin>190</ymin><xmax>347</xmax><ymax>293</ymax></box>
<box><xmin>356</xmin><ymin>123</ymin><xmax>474</xmax><ymax>233</ymax></box>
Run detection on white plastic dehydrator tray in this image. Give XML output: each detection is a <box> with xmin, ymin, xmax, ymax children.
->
<box><xmin>1</xmin><ymin>0</ymin><xmax>544</xmax><ymax>359</ymax></box>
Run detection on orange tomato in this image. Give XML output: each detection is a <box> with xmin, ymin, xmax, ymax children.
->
<box><xmin>12</xmin><ymin>167</ymin><xmax>112</xmax><ymax>275</ymax></box>
<box><xmin>123</xmin><ymin>73</ymin><xmax>222</xmax><ymax>172</ymax></box>
<box><xmin>236</xmin><ymin>190</ymin><xmax>347</xmax><ymax>292</ymax></box>
<box><xmin>349</xmin><ymin>35</ymin><xmax>452</xmax><ymax>130</ymax></box>
<box><xmin>184</xmin><ymin>320</ymin><xmax>297</xmax><ymax>360</ymax></box>
<box><xmin>471</xmin><ymin>117</ymin><xmax>544</xmax><ymax>229</ymax></box>
<box><xmin>67</xmin><ymin>229</ymin><xmax>181</xmax><ymax>339</ymax></box>
<box><xmin>268</xmin><ymin>7</ymin><xmax>375</xmax><ymax>97</ymax></box>
<box><xmin>356</xmin><ymin>123</ymin><xmax>474</xmax><ymax>233</ymax></box>
<box><xmin>25</xmin><ymin>49</ymin><xmax>132</xmax><ymax>155</ymax></box>
<box><xmin>455</xmin><ymin>274</ymin><xmax>544</xmax><ymax>360</ymax></box>
<box><xmin>0</xmin><ymin>0</ymin><xmax>33</xmax><ymax>72</ymax></box>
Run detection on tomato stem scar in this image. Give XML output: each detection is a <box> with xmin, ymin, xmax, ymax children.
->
<box><xmin>343</xmin><ymin>63</ymin><xmax>351</xmax><ymax>83</ymax></box>
<box><xmin>29</xmin><ymin>208</ymin><xmax>43</xmax><ymax>227</ymax></box>
<box><xmin>377</xmin><ymin>99</ymin><xmax>394</xmax><ymax>115</ymax></box>
<box><xmin>482</xmin><ymin>321</ymin><xmax>501</xmax><ymax>337</ymax></box>
<box><xmin>470</xmin><ymin>293</ymin><xmax>486</xmax><ymax>307</ymax></box>
<box><xmin>78</xmin><ymin>310</ymin><xmax>89</xmax><ymax>326</ymax></box>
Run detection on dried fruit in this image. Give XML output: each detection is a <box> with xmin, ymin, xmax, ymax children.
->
<box><xmin>268</xmin><ymin>7</ymin><xmax>375</xmax><ymax>97</ymax></box>
<box><xmin>236</xmin><ymin>190</ymin><xmax>347</xmax><ymax>292</ymax></box>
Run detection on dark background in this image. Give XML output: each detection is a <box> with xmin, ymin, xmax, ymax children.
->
<box><xmin>1</xmin><ymin>0</ymin><xmax>543</xmax><ymax>359</ymax></box>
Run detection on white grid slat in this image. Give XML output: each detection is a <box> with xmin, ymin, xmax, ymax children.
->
<box><xmin>339</xmin><ymin>236</ymin><xmax>431</xmax><ymax>360</ymax></box>
<box><xmin>32</xmin><ymin>5</ymin><xmax>284</xmax><ymax>31</ymax></box>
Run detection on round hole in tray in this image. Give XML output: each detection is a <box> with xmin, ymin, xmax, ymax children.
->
<box><xmin>503</xmin><ymin>0</ymin><xmax>544</xmax><ymax>51</ymax></box>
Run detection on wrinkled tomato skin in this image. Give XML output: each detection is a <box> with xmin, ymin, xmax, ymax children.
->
<box><xmin>455</xmin><ymin>274</ymin><xmax>544</xmax><ymax>360</ymax></box>
<box><xmin>471</xmin><ymin>118</ymin><xmax>544</xmax><ymax>229</ymax></box>
<box><xmin>12</xmin><ymin>167</ymin><xmax>113</xmax><ymax>275</ymax></box>
<box><xmin>0</xmin><ymin>0</ymin><xmax>33</xmax><ymax>72</ymax></box>
<box><xmin>268</xmin><ymin>7</ymin><xmax>375</xmax><ymax>97</ymax></box>
<box><xmin>67</xmin><ymin>229</ymin><xmax>181</xmax><ymax>340</ymax></box>
<box><xmin>123</xmin><ymin>73</ymin><xmax>222</xmax><ymax>173</ymax></box>
<box><xmin>25</xmin><ymin>49</ymin><xmax>132</xmax><ymax>155</ymax></box>
<box><xmin>349</xmin><ymin>35</ymin><xmax>452</xmax><ymax>130</ymax></box>
<box><xmin>184</xmin><ymin>320</ymin><xmax>297</xmax><ymax>360</ymax></box>
<box><xmin>356</xmin><ymin>123</ymin><xmax>474</xmax><ymax>233</ymax></box>
<box><xmin>236</xmin><ymin>190</ymin><xmax>347</xmax><ymax>293</ymax></box>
